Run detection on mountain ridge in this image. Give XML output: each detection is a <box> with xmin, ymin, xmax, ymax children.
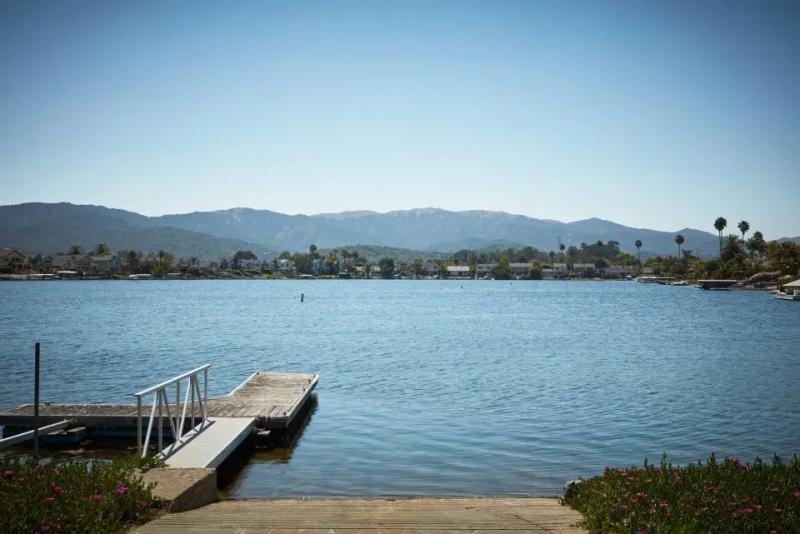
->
<box><xmin>1</xmin><ymin>202</ymin><xmax>735</xmax><ymax>259</ymax></box>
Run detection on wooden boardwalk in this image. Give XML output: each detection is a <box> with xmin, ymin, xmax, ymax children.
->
<box><xmin>0</xmin><ymin>372</ymin><xmax>318</xmax><ymax>431</ymax></box>
<box><xmin>135</xmin><ymin>498</ymin><xmax>587</xmax><ymax>533</ymax></box>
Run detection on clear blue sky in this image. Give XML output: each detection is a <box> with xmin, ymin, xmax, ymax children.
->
<box><xmin>1</xmin><ymin>0</ymin><xmax>798</xmax><ymax>237</ymax></box>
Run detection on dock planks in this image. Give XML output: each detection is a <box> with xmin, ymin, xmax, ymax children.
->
<box><xmin>134</xmin><ymin>498</ymin><xmax>587</xmax><ymax>533</ymax></box>
<box><xmin>0</xmin><ymin>372</ymin><xmax>318</xmax><ymax>431</ymax></box>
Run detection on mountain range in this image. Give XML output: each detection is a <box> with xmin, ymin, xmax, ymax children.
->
<box><xmin>1</xmin><ymin>202</ymin><xmax>733</xmax><ymax>259</ymax></box>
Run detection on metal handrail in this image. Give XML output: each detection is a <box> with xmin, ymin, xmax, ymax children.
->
<box><xmin>134</xmin><ymin>364</ymin><xmax>210</xmax><ymax>459</ymax></box>
<box><xmin>134</xmin><ymin>364</ymin><xmax>210</xmax><ymax>397</ymax></box>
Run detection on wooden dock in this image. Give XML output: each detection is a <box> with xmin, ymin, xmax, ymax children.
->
<box><xmin>0</xmin><ymin>371</ymin><xmax>318</xmax><ymax>432</ymax></box>
<box><xmin>134</xmin><ymin>498</ymin><xmax>587</xmax><ymax>533</ymax></box>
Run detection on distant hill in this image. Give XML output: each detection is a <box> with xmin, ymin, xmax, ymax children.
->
<box><xmin>154</xmin><ymin>207</ymin><xmax>721</xmax><ymax>257</ymax></box>
<box><xmin>1</xmin><ymin>202</ymin><xmax>724</xmax><ymax>258</ymax></box>
<box><xmin>778</xmin><ymin>236</ymin><xmax>800</xmax><ymax>245</ymax></box>
<box><xmin>0</xmin><ymin>203</ymin><xmax>272</xmax><ymax>260</ymax></box>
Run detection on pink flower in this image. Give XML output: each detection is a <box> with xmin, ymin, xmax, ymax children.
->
<box><xmin>3</xmin><ymin>469</ymin><xmax>13</xmax><ymax>477</ymax></box>
<box><xmin>773</xmin><ymin>508</ymin><xmax>783</xmax><ymax>513</ymax></box>
<box><xmin>44</xmin><ymin>497</ymin><xmax>55</xmax><ymax>504</ymax></box>
<box><xmin>742</xmin><ymin>507</ymin><xmax>754</xmax><ymax>514</ymax></box>
<box><xmin>635</xmin><ymin>492</ymin><xmax>646</xmax><ymax>498</ymax></box>
<box><xmin>792</xmin><ymin>490</ymin><xmax>800</xmax><ymax>499</ymax></box>
<box><xmin>659</xmin><ymin>500</ymin><xmax>669</xmax><ymax>509</ymax></box>
<box><xmin>39</xmin><ymin>524</ymin><xmax>50</xmax><ymax>533</ymax></box>
<box><xmin>89</xmin><ymin>494</ymin><xmax>102</xmax><ymax>502</ymax></box>
<box><xmin>115</xmin><ymin>485</ymin><xmax>128</xmax><ymax>495</ymax></box>
<box><xmin>636</xmin><ymin>529</ymin><xmax>645</xmax><ymax>534</ymax></box>
<box><xmin>769</xmin><ymin>530</ymin><xmax>777</xmax><ymax>534</ymax></box>
<box><xmin>753</xmin><ymin>504</ymin><xmax>762</xmax><ymax>511</ymax></box>
<box><xmin>51</xmin><ymin>485</ymin><xmax>63</xmax><ymax>494</ymax></box>
<box><xmin>51</xmin><ymin>468</ymin><xmax>60</xmax><ymax>476</ymax></box>
<box><xmin>136</xmin><ymin>500</ymin><xmax>147</xmax><ymax>509</ymax></box>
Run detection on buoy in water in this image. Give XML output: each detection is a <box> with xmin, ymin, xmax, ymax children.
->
<box><xmin>301</xmin><ymin>293</ymin><xmax>304</xmax><ymax>302</ymax></box>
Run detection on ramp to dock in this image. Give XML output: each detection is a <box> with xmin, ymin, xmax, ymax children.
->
<box><xmin>164</xmin><ymin>417</ymin><xmax>256</xmax><ymax>469</ymax></box>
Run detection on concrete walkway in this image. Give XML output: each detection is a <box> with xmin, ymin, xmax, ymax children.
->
<box><xmin>135</xmin><ymin>497</ymin><xmax>587</xmax><ymax>533</ymax></box>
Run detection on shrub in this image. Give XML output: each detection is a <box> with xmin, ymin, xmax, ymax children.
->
<box><xmin>0</xmin><ymin>455</ymin><xmax>161</xmax><ymax>533</ymax></box>
<box><xmin>564</xmin><ymin>454</ymin><xmax>800</xmax><ymax>533</ymax></box>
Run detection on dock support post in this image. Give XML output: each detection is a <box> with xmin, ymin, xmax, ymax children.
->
<box><xmin>203</xmin><ymin>367</ymin><xmax>208</xmax><ymax>424</ymax></box>
<box><xmin>190</xmin><ymin>375</ymin><xmax>195</xmax><ymax>429</ymax></box>
<box><xmin>158</xmin><ymin>390</ymin><xmax>163</xmax><ymax>452</ymax></box>
<box><xmin>33</xmin><ymin>342</ymin><xmax>40</xmax><ymax>462</ymax></box>
<box><xmin>137</xmin><ymin>395</ymin><xmax>142</xmax><ymax>457</ymax></box>
<box><xmin>176</xmin><ymin>381</ymin><xmax>180</xmax><ymax>435</ymax></box>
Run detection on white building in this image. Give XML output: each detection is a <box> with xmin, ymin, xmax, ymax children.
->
<box><xmin>446</xmin><ymin>265</ymin><xmax>471</xmax><ymax>278</ymax></box>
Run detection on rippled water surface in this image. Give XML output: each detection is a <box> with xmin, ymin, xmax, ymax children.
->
<box><xmin>1</xmin><ymin>280</ymin><xmax>798</xmax><ymax>496</ymax></box>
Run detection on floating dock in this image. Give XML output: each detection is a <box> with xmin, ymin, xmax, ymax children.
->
<box><xmin>0</xmin><ymin>371</ymin><xmax>318</xmax><ymax>469</ymax></box>
<box><xmin>0</xmin><ymin>372</ymin><xmax>318</xmax><ymax>431</ymax></box>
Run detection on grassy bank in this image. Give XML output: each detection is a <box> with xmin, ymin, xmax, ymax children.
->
<box><xmin>564</xmin><ymin>455</ymin><xmax>800</xmax><ymax>533</ymax></box>
<box><xmin>0</xmin><ymin>455</ymin><xmax>161</xmax><ymax>533</ymax></box>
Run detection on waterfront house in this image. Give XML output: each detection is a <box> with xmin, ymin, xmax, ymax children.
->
<box><xmin>52</xmin><ymin>254</ymin><xmax>84</xmax><ymax>271</ymax></box>
<box><xmin>421</xmin><ymin>262</ymin><xmax>439</xmax><ymax>276</ymax></box>
<box><xmin>553</xmin><ymin>263</ymin><xmax>569</xmax><ymax>276</ymax></box>
<box><xmin>572</xmin><ymin>263</ymin><xmax>597</xmax><ymax>277</ymax></box>
<box><xmin>312</xmin><ymin>258</ymin><xmax>331</xmax><ymax>275</ymax></box>
<box><xmin>446</xmin><ymin>265</ymin><xmax>471</xmax><ymax>278</ymax></box>
<box><xmin>476</xmin><ymin>263</ymin><xmax>495</xmax><ymax>276</ymax></box>
<box><xmin>79</xmin><ymin>254</ymin><xmax>120</xmax><ymax>274</ymax></box>
<box><xmin>509</xmin><ymin>262</ymin><xmax>533</xmax><ymax>277</ymax></box>
<box><xmin>0</xmin><ymin>248</ymin><xmax>26</xmax><ymax>273</ymax></box>
<box><xmin>605</xmin><ymin>265</ymin><xmax>635</xmax><ymax>278</ymax></box>
<box><xmin>239</xmin><ymin>259</ymin><xmax>260</xmax><ymax>272</ymax></box>
<box><xmin>395</xmin><ymin>262</ymin><xmax>411</xmax><ymax>277</ymax></box>
<box><xmin>270</xmin><ymin>258</ymin><xmax>296</xmax><ymax>274</ymax></box>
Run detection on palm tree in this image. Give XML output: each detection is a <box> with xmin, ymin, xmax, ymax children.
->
<box><xmin>93</xmin><ymin>243</ymin><xmax>110</xmax><ymax>256</ymax></box>
<box><xmin>634</xmin><ymin>240</ymin><xmax>642</xmax><ymax>274</ymax></box>
<box><xmin>309</xmin><ymin>244</ymin><xmax>318</xmax><ymax>259</ymax></box>
<box><xmin>559</xmin><ymin>243</ymin><xmax>565</xmax><ymax>256</ymax></box>
<box><xmin>722</xmin><ymin>234</ymin><xmax>741</xmax><ymax>262</ymax></box>
<box><xmin>738</xmin><ymin>220</ymin><xmax>750</xmax><ymax>242</ymax></box>
<box><xmin>126</xmin><ymin>250</ymin><xmax>140</xmax><ymax>274</ymax></box>
<box><xmin>549</xmin><ymin>251</ymin><xmax>556</xmax><ymax>266</ymax></box>
<box><xmin>714</xmin><ymin>217</ymin><xmax>727</xmax><ymax>257</ymax></box>
<box><xmin>674</xmin><ymin>234</ymin><xmax>685</xmax><ymax>259</ymax></box>
<box><xmin>746</xmin><ymin>230</ymin><xmax>766</xmax><ymax>260</ymax></box>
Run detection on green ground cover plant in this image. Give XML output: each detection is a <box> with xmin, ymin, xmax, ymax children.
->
<box><xmin>564</xmin><ymin>455</ymin><xmax>800</xmax><ymax>533</ymax></box>
<box><xmin>0</xmin><ymin>455</ymin><xmax>161</xmax><ymax>533</ymax></box>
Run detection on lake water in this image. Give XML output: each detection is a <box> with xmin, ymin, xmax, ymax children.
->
<box><xmin>1</xmin><ymin>280</ymin><xmax>798</xmax><ymax>496</ymax></box>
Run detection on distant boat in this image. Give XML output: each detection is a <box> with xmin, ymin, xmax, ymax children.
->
<box><xmin>636</xmin><ymin>276</ymin><xmax>675</xmax><ymax>284</ymax></box>
<box><xmin>774</xmin><ymin>279</ymin><xmax>800</xmax><ymax>301</ymax></box>
<box><xmin>128</xmin><ymin>273</ymin><xmax>155</xmax><ymax>280</ymax></box>
<box><xmin>670</xmin><ymin>280</ymin><xmax>689</xmax><ymax>286</ymax></box>
<box><xmin>696</xmin><ymin>279</ymin><xmax>738</xmax><ymax>290</ymax></box>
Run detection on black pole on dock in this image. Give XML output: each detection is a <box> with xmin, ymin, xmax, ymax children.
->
<box><xmin>33</xmin><ymin>342</ymin><xmax>40</xmax><ymax>462</ymax></box>
<box><xmin>301</xmin><ymin>293</ymin><xmax>304</xmax><ymax>303</ymax></box>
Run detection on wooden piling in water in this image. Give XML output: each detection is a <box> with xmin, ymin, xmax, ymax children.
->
<box><xmin>33</xmin><ymin>342</ymin><xmax>40</xmax><ymax>461</ymax></box>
